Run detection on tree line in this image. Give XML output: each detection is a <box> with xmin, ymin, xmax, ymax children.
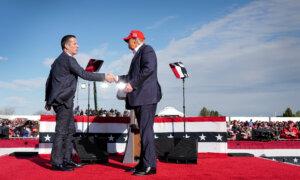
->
<box><xmin>199</xmin><ymin>107</ymin><xmax>300</xmax><ymax>117</ymax></box>
<box><xmin>282</xmin><ymin>107</ymin><xmax>300</xmax><ymax>117</ymax></box>
<box><xmin>199</xmin><ymin>107</ymin><xmax>220</xmax><ymax>117</ymax></box>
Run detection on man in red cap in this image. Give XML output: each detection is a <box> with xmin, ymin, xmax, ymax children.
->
<box><xmin>116</xmin><ymin>30</ymin><xmax>162</xmax><ymax>176</ymax></box>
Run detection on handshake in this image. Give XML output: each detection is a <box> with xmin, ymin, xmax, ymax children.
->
<box><xmin>104</xmin><ymin>73</ymin><xmax>118</xmax><ymax>83</ymax></box>
<box><xmin>104</xmin><ymin>73</ymin><xmax>133</xmax><ymax>93</ymax></box>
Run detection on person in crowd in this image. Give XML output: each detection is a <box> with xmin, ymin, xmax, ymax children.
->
<box><xmin>280</xmin><ymin>121</ymin><xmax>299</xmax><ymax>139</ymax></box>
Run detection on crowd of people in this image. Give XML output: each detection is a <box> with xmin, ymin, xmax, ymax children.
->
<box><xmin>2</xmin><ymin>115</ymin><xmax>300</xmax><ymax>141</ymax></box>
<box><xmin>0</xmin><ymin>118</ymin><xmax>39</xmax><ymax>138</ymax></box>
<box><xmin>0</xmin><ymin>108</ymin><xmax>129</xmax><ymax>139</ymax></box>
<box><xmin>74</xmin><ymin>107</ymin><xmax>130</xmax><ymax>117</ymax></box>
<box><xmin>227</xmin><ymin>120</ymin><xmax>300</xmax><ymax>141</ymax></box>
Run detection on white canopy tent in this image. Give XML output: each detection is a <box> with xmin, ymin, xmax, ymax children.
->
<box><xmin>157</xmin><ymin>106</ymin><xmax>184</xmax><ymax>117</ymax></box>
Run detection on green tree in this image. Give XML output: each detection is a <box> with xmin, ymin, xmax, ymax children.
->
<box><xmin>199</xmin><ymin>107</ymin><xmax>210</xmax><ymax>116</ymax></box>
<box><xmin>210</xmin><ymin>111</ymin><xmax>219</xmax><ymax>117</ymax></box>
<box><xmin>283</xmin><ymin>107</ymin><xmax>294</xmax><ymax>117</ymax></box>
<box><xmin>295</xmin><ymin>111</ymin><xmax>300</xmax><ymax>117</ymax></box>
<box><xmin>214</xmin><ymin>111</ymin><xmax>219</xmax><ymax>117</ymax></box>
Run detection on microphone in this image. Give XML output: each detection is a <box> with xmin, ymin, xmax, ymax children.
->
<box><xmin>116</xmin><ymin>82</ymin><xmax>127</xmax><ymax>100</ymax></box>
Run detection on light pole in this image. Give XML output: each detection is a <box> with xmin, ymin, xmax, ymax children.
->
<box><xmin>93</xmin><ymin>82</ymin><xmax>98</xmax><ymax>111</ymax></box>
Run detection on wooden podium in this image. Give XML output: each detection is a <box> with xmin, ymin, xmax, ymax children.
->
<box><xmin>123</xmin><ymin>110</ymin><xmax>141</xmax><ymax>163</ymax></box>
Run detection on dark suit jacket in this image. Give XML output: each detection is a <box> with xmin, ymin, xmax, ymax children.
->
<box><xmin>119</xmin><ymin>44</ymin><xmax>162</xmax><ymax>109</ymax></box>
<box><xmin>45</xmin><ymin>52</ymin><xmax>105</xmax><ymax>108</ymax></box>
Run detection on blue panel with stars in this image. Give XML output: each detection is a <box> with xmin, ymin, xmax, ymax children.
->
<box><xmin>39</xmin><ymin>132</ymin><xmax>227</xmax><ymax>143</ymax></box>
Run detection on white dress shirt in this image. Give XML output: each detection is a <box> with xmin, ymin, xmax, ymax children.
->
<box><xmin>133</xmin><ymin>43</ymin><xmax>144</xmax><ymax>54</ymax></box>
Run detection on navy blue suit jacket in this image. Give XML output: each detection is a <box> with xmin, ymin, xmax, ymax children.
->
<box><xmin>119</xmin><ymin>44</ymin><xmax>162</xmax><ymax>109</ymax></box>
<box><xmin>45</xmin><ymin>52</ymin><xmax>105</xmax><ymax>108</ymax></box>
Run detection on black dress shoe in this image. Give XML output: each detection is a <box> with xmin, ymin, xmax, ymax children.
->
<box><xmin>133</xmin><ymin>167</ymin><xmax>156</xmax><ymax>176</ymax></box>
<box><xmin>52</xmin><ymin>164</ymin><xmax>74</xmax><ymax>171</ymax></box>
<box><xmin>125</xmin><ymin>164</ymin><xmax>142</xmax><ymax>172</ymax></box>
<box><xmin>64</xmin><ymin>161</ymin><xmax>83</xmax><ymax>168</ymax></box>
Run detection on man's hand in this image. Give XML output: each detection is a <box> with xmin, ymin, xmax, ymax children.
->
<box><xmin>113</xmin><ymin>75</ymin><xmax>118</xmax><ymax>82</ymax></box>
<box><xmin>105</xmin><ymin>73</ymin><xmax>117</xmax><ymax>83</ymax></box>
<box><xmin>45</xmin><ymin>103</ymin><xmax>51</xmax><ymax>111</ymax></box>
<box><xmin>124</xmin><ymin>83</ymin><xmax>133</xmax><ymax>93</ymax></box>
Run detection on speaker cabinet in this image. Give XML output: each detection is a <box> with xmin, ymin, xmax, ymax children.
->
<box><xmin>156</xmin><ymin>137</ymin><xmax>198</xmax><ymax>164</ymax></box>
<box><xmin>74</xmin><ymin>135</ymin><xmax>108</xmax><ymax>164</ymax></box>
<box><xmin>155</xmin><ymin>137</ymin><xmax>174</xmax><ymax>159</ymax></box>
<box><xmin>167</xmin><ymin>138</ymin><xmax>198</xmax><ymax>164</ymax></box>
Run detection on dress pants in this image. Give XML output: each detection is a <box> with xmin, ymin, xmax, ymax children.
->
<box><xmin>51</xmin><ymin>104</ymin><xmax>76</xmax><ymax>165</ymax></box>
<box><xmin>134</xmin><ymin>103</ymin><xmax>157</xmax><ymax>168</ymax></box>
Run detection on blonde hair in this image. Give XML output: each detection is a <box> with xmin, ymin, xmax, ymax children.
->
<box><xmin>136</xmin><ymin>38</ymin><xmax>144</xmax><ymax>44</ymax></box>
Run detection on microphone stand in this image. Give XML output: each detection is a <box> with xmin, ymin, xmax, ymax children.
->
<box><xmin>183</xmin><ymin>77</ymin><xmax>186</xmax><ymax>118</ymax></box>
<box><xmin>87</xmin><ymin>82</ymin><xmax>90</xmax><ymax>134</ymax></box>
<box><xmin>93</xmin><ymin>81</ymin><xmax>98</xmax><ymax>111</ymax></box>
<box><xmin>182</xmin><ymin>77</ymin><xmax>186</xmax><ymax>135</ymax></box>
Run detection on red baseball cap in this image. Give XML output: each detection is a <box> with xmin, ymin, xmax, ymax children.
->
<box><xmin>123</xmin><ymin>30</ymin><xmax>145</xmax><ymax>42</ymax></box>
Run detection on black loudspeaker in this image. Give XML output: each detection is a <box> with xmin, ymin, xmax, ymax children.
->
<box><xmin>74</xmin><ymin>135</ymin><xmax>108</xmax><ymax>164</ymax></box>
<box><xmin>166</xmin><ymin>138</ymin><xmax>198</xmax><ymax>164</ymax></box>
<box><xmin>11</xmin><ymin>152</ymin><xmax>38</xmax><ymax>157</ymax></box>
<box><xmin>155</xmin><ymin>137</ymin><xmax>174</xmax><ymax>159</ymax></box>
<box><xmin>155</xmin><ymin>137</ymin><xmax>198</xmax><ymax>164</ymax></box>
<box><xmin>228</xmin><ymin>153</ymin><xmax>254</xmax><ymax>157</ymax></box>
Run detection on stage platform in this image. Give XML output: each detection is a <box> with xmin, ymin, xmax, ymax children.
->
<box><xmin>0</xmin><ymin>154</ymin><xmax>299</xmax><ymax>180</ymax></box>
<box><xmin>1</xmin><ymin>115</ymin><xmax>300</xmax><ymax>179</ymax></box>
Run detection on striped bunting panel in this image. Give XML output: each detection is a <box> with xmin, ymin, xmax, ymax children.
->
<box><xmin>39</xmin><ymin>115</ymin><xmax>227</xmax><ymax>154</ymax></box>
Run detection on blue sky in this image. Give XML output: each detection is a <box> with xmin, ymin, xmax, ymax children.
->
<box><xmin>0</xmin><ymin>0</ymin><xmax>300</xmax><ymax>116</ymax></box>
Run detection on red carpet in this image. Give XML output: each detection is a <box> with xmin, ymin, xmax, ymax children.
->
<box><xmin>0</xmin><ymin>154</ymin><xmax>300</xmax><ymax>180</ymax></box>
<box><xmin>228</xmin><ymin>140</ymin><xmax>300</xmax><ymax>149</ymax></box>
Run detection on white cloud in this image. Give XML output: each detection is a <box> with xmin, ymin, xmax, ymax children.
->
<box><xmin>100</xmin><ymin>0</ymin><xmax>300</xmax><ymax>116</ymax></box>
<box><xmin>10</xmin><ymin>0</ymin><xmax>300</xmax><ymax>116</ymax></box>
<box><xmin>43</xmin><ymin>57</ymin><xmax>55</xmax><ymax>67</ymax></box>
<box><xmin>43</xmin><ymin>44</ymin><xmax>112</xmax><ymax>68</ymax></box>
<box><xmin>0</xmin><ymin>77</ymin><xmax>46</xmax><ymax>91</ymax></box>
<box><xmin>157</xmin><ymin>0</ymin><xmax>300</xmax><ymax>116</ymax></box>
<box><xmin>147</xmin><ymin>16</ymin><xmax>177</xmax><ymax>30</ymax></box>
<box><xmin>5</xmin><ymin>96</ymin><xmax>26</xmax><ymax>105</ymax></box>
<box><xmin>76</xmin><ymin>43</ymin><xmax>112</xmax><ymax>67</ymax></box>
<box><xmin>0</xmin><ymin>56</ymin><xmax>8</xmax><ymax>61</ymax></box>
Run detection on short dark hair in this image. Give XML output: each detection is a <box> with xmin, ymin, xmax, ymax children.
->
<box><xmin>61</xmin><ymin>35</ymin><xmax>76</xmax><ymax>50</ymax></box>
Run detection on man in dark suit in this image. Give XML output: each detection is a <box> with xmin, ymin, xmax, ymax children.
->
<box><xmin>45</xmin><ymin>35</ymin><xmax>115</xmax><ymax>171</ymax></box>
<box><xmin>117</xmin><ymin>30</ymin><xmax>162</xmax><ymax>176</ymax></box>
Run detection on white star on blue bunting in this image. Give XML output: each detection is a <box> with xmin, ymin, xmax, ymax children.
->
<box><xmin>199</xmin><ymin>134</ymin><xmax>206</xmax><ymax>141</ymax></box>
<box><xmin>44</xmin><ymin>134</ymin><xmax>51</xmax><ymax>142</ymax></box>
<box><xmin>215</xmin><ymin>134</ymin><xmax>223</xmax><ymax>141</ymax></box>
<box><xmin>108</xmin><ymin>134</ymin><xmax>114</xmax><ymax>141</ymax></box>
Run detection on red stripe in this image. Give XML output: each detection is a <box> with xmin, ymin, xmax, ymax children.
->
<box><xmin>228</xmin><ymin>140</ymin><xmax>300</xmax><ymax>149</ymax></box>
<box><xmin>154</xmin><ymin>116</ymin><xmax>226</xmax><ymax>123</ymax></box>
<box><xmin>3</xmin><ymin>139</ymin><xmax>300</xmax><ymax>149</ymax></box>
<box><xmin>40</xmin><ymin>115</ymin><xmax>225</xmax><ymax>123</ymax></box>
<box><xmin>171</xmin><ymin>66</ymin><xmax>181</xmax><ymax>78</ymax></box>
<box><xmin>40</xmin><ymin>115</ymin><xmax>56</xmax><ymax>121</ymax></box>
<box><xmin>40</xmin><ymin>115</ymin><xmax>130</xmax><ymax>123</ymax></box>
<box><xmin>0</xmin><ymin>139</ymin><xmax>38</xmax><ymax>148</ymax></box>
